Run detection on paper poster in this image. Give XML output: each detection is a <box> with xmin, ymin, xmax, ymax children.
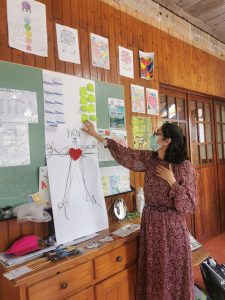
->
<box><xmin>108</xmin><ymin>98</ymin><xmax>125</xmax><ymax>129</ymax></box>
<box><xmin>79</xmin><ymin>82</ymin><xmax>96</xmax><ymax>122</ymax></box>
<box><xmin>90</xmin><ymin>33</ymin><xmax>110</xmax><ymax>69</ymax></box>
<box><xmin>146</xmin><ymin>88</ymin><xmax>159</xmax><ymax>115</ymax></box>
<box><xmin>132</xmin><ymin>116</ymin><xmax>152</xmax><ymax>150</ymax></box>
<box><xmin>0</xmin><ymin>123</ymin><xmax>30</xmax><ymax>167</ymax></box>
<box><xmin>0</xmin><ymin>88</ymin><xmax>38</xmax><ymax>123</ymax></box>
<box><xmin>131</xmin><ymin>84</ymin><xmax>145</xmax><ymax>113</ymax></box>
<box><xmin>7</xmin><ymin>0</ymin><xmax>48</xmax><ymax>56</ymax></box>
<box><xmin>39</xmin><ymin>166</ymin><xmax>51</xmax><ymax>206</ymax></box>
<box><xmin>56</xmin><ymin>24</ymin><xmax>80</xmax><ymax>64</ymax></box>
<box><xmin>43</xmin><ymin>69</ymin><xmax>108</xmax><ymax>245</ymax></box>
<box><xmin>43</xmin><ymin>75</ymin><xmax>65</xmax><ymax>128</ymax></box>
<box><xmin>139</xmin><ymin>51</ymin><xmax>154</xmax><ymax>80</ymax></box>
<box><xmin>97</xmin><ymin>129</ymin><xmax>127</xmax><ymax>162</ymax></box>
<box><xmin>119</xmin><ymin>46</ymin><xmax>134</xmax><ymax>78</ymax></box>
<box><xmin>100</xmin><ymin>166</ymin><xmax>130</xmax><ymax>197</ymax></box>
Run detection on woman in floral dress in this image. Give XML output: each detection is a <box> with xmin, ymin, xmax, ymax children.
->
<box><xmin>82</xmin><ymin>121</ymin><xmax>197</xmax><ymax>300</ymax></box>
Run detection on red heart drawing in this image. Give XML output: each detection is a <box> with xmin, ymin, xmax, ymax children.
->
<box><xmin>68</xmin><ymin>148</ymin><xmax>82</xmax><ymax>160</ymax></box>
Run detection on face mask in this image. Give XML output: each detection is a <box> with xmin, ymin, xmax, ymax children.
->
<box><xmin>150</xmin><ymin>135</ymin><xmax>161</xmax><ymax>152</ymax></box>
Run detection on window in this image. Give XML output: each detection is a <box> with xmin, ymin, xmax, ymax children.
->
<box><xmin>215</xmin><ymin>102</ymin><xmax>225</xmax><ymax>162</ymax></box>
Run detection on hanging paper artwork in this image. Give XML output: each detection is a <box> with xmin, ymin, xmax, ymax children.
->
<box><xmin>139</xmin><ymin>51</ymin><xmax>154</xmax><ymax>80</ymax></box>
<box><xmin>43</xmin><ymin>70</ymin><xmax>108</xmax><ymax>245</ymax></box>
<box><xmin>146</xmin><ymin>88</ymin><xmax>159</xmax><ymax>115</ymax></box>
<box><xmin>108</xmin><ymin>98</ymin><xmax>125</xmax><ymax>129</ymax></box>
<box><xmin>132</xmin><ymin>116</ymin><xmax>152</xmax><ymax>150</ymax></box>
<box><xmin>90</xmin><ymin>33</ymin><xmax>110</xmax><ymax>69</ymax></box>
<box><xmin>56</xmin><ymin>24</ymin><xmax>80</xmax><ymax>64</ymax></box>
<box><xmin>119</xmin><ymin>46</ymin><xmax>134</xmax><ymax>78</ymax></box>
<box><xmin>7</xmin><ymin>0</ymin><xmax>48</xmax><ymax>56</ymax></box>
<box><xmin>131</xmin><ymin>84</ymin><xmax>145</xmax><ymax>113</ymax></box>
<box><xmin>39</xmin><ymin>166</ymin><xmax>51</xmax><ymax>206</ymax></box>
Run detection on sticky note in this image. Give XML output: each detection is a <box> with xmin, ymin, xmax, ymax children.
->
<box><xmin>80</xmin><ymin>87</ymin><xmax>87</xmax><ymax>96</ymax></box>
<box><xmin>87</xmin><ymin>83</ymin><xmax>95</xmax><ymax>92</ymax></box>
<box><xmin>88</xmin><ymin>94</ymin><xmax>96</xmax><ymax>102</ymax></box>
<box><xmin>81</xmin><ymin>114</ymin><xmax>89</xmax><ymax>122</ymax></box>
<box><xmin>80</xmin><ymin>96</ymin><xmax>88</xmax><ymax>104</ymax></box>
<box><xmin>89</xmin><ymin>115</ymin><xmax>97</xmax><ymax>121</ymax></box>
<box><xmin>80</xmin><ymin>105</ymin><xmax>88</xmax><ymax>111</ymax></box>
<box><xmin>87</xmin><ymin>104</ymin><xmax>95</xmax><ymax>113</ymax></box>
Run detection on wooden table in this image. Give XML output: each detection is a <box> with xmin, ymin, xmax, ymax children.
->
<box><xmin>192</xmin><ymin>247</ymin><xmax>209</xmax><ymax>266</ymax></box>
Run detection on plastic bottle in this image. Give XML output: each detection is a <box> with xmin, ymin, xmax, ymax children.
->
<box><xmin>136</xmin><ymin>187</ymin><xmax>145</xmax><ymax>215</ymax></box>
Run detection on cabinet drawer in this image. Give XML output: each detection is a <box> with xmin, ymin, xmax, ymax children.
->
<box><xmin>94</xmin><ymin>240</ymin><xmax>137</xmax><ymax>281</ymax></box>
<box><xmin>27</xmin><ymin>261</ymin><xmax>92</xmax><ymax>300</ymax></box>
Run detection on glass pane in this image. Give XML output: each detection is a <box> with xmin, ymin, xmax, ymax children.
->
<box><xmin>160</xmin><ymin>94</ymin><xmax>167</xmax><ymax>118</ymax></box>
<box><xmin>205</xmin><ymin>103</ymin><xmax>211</xmax><ymax>122</ymax></box>
<box><xmin>192</xmin><ymin>145</ymin><xmax>199</xmax><ymax>165</ymax></box>
<box><xmin>192</xmin><ymin>123</ymin><xmax>198</xmax><ymax>142</ymax></box>
<box><xmin>223</xmin><ymin>144</ymin><xmax>225</xmax><ymax>160</ymax></box>
<box><xmin>218</xmin><ymin>144</ymin><xmax>223</xmax><ymax>160</ymax></box>
<box><xmin>179</xmin><ymin>123</ymin><xmax>186</xmax><ymax>136</ymax></box>
<box><xmin>216</xmin><ymin>105</ymin><xmax>221</xmax><ymax>122</ymax></box>
<box><xmin>177</xmin><ymin>98</ymin><xmax>185</xmax><ymax>120</ymax></box>
<box><xmin>223</xmin><ymin>125</ymin><xmax>225</xmax><ymax>142</ymax></box>
<box><xmin>168</xmin><ymin>96</ymin><xmax>176</xmax><ymax>119</ymax></box>
<box><xmin>217</xmin><ymin>125</ymin><xmax>222</xmax><ymax>142</ymax></box>
<box><xmin>190</xmin><ymin>101</ymin><xmax>197</xmax><ymax>121</ymax></box>
<box><xmin>207</xmin><ymin>144</ymin><xmax>213</xmax><ymax>162</ymax></box>
<box><xmin>200</xmin><ymin>145</ymin><xmax>207</xmax><ymax>163</ymax></box>
<box><xmin>197</xmin><ymin>102</ymin><xmax>204</xmax><ymax>121</ymax></box>
<box><xmin>198</xmin><ymin>123</ymin><xmax>205</xmax><ymax>143</ymax></box>
<box><xmin>205</xmin><ymin>124</ymin><xmax>212</xmax><ymax>142</ymax></box>
<box><xmin>222</xmin><ymin>106</ymin><xmax>225</xmax><ymax>123</ymax></box>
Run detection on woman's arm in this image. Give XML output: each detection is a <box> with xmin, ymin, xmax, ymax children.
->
<box><xmin>82</xmin><ymin>121</ymin><xmax>152</xmax><ymax>172</ymax></box>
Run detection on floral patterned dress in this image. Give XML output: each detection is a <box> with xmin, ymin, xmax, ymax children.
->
<box><xmin>106</xmin><ymin>139</ymin><xmax>197</xmax><ymax>300</ymax></box>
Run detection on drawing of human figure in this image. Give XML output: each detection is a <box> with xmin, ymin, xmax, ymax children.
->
<box><xmin>9</xmin><ymin>0</ymin><xmax>47</xmax><ymax>54</ymax></box>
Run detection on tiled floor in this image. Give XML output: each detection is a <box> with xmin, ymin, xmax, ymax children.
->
<box><xmin>193</xmin><ymin>233</ymin><xmax>225</xmax><ymax>288</ymax></box>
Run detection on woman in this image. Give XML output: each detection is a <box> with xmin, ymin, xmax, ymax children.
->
<box><xmin>82</xmin><ymin>121</ymin><xmax>196</xmax><ymax>300</ymax></box>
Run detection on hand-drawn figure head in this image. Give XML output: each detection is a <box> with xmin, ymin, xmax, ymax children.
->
<box><xmin>22</xmin><ymin>1</ymin><xmax>31</xmax><ymax>15</ymax></box>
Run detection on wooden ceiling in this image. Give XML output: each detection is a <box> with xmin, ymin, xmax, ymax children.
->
<box><xmin>151</xmin><ymin>0</ymin><xmax>225</xmax><ymax>44</ymax></box>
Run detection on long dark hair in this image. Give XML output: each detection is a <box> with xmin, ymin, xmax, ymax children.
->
<box><xmin>161</xmin><ymin>122</ymin><xmax>188</xmax><ymax>164</ymax></box>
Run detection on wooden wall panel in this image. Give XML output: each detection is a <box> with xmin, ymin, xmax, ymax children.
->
<box><xmin>1</xmin><ymin>0</ymin><xmax>225</xmax><ymax>247</ymax></box>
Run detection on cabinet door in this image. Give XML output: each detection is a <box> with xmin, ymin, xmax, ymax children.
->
<box><xmin>66</xmin><ymin>287</ymin><xmax>94</xmax><ymax>300</ymax></box>
<box><xmin>95</xmin><ymin>265</ymin><xmax>136</xmax><ymax>300</ymax></box>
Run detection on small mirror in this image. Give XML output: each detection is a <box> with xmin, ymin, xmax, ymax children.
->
<box><xmin>113</xmin><ymin>198</ymin><xmax>127</xmax><ymax>221</ymax></box>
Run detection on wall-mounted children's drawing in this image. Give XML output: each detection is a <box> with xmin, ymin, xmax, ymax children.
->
<box><xmin>0</xmin><ymin>123</ymin><xmax>30</xmax><ymax>167</ymax></box>
<box><xmin>119</xmin><ymin>46</ymin><xmax>134</xmax><ymax>78</ymax></box>
<box><xmin>131</xmin><ymin>84</ymin><xmax>145</xmax><ymax>113</ymax></box>
<box><xmin>43</xmin><ymin>70</ymin><xmax>108</xmax><ymax>245</ymax></box>
<box><xmin>132</xmin><ymin>116</ymin><xmax>152</xmax><ymax>150</ymax></box>
<box><xmin>7</xmin><ymin>0</ymin><xmax>48</xmax><ymax>56</ymax></box>
<box><xmin>108</xmin><ymin>98</ymin><xmax>125</xmax><ymax>129</ymax></box>
<box><xmin>39</xmin><ymin>166</ymin><xmax>51</xmax><ymax>206</ymax></box>
<box><xmin>146</xmin><ymin>88</ymin><xmax>159</xmax><ymax>115</ymax></box>
<box><xmin>56</xmin><ymin>23</ymin><xmax>80</xmax><ymax>64</ymax></box>
<box><xmin>90</xmin><ymin>33</ymin><xmax>110</xmax><ymax>69</ymax></box>
<box><xmin>139</xmin><ymin>51</ymin><xmax>154</xmax><ymax>80</ymax></box>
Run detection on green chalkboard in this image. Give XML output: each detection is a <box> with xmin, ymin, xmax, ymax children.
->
<box><xmin>95</xmin><ymin>81</ymin><xmax>125</xmax><ymax>168</ymax></box>
<box><xmin>0</xmin><ymin>61</ymin><xmax>45</xmax><ymax>208</ymax></box>
<box><xmin>0</xmin><ymin>61</ymin><xmax>125</xmax><ymax>208</ymax></box>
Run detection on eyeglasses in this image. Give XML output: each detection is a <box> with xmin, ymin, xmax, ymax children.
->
<box><xmin>153</xmin><ymin>131</ymin><xmax>163</xmax><ymax>137</ymax></box>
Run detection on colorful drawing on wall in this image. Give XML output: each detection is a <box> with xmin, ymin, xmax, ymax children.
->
<box><xmin>56</xmin><ymin>24</ymin><xmax>80</xmax><ymax>64</ymax></box>
<box><xmin>146</xmin><ymin>88</ymin><xmax>159</xmax><ymax>115</ymax></box>
<box><xmin>108</xmin><ymin>98</ymin><xmax>125</xmax><ymax>129</ymax></box>
<box><xmin>131</xmin><ymin>84</ymin><xmax>145</xmax><ymax>113</ymax></box>
<box><xmin>132</xmin><ymin>116</ymin><xmax>152</xmax><ymax>150</ymax></box>
<box><xmin>90</xmin><ymin>33</ymin><xmax>110</xmax><ymax>69</ymax></box>
<box><xmin>139</xmin><ymin>51</ymin><xmax>154</xmax><ymax>80</ymax></box>
<box><xmin>7</xmin><ymin>0</ymin><xmax>48</xmax><ymax>56</ymax></box>
<box><xmin>119</xmin><ymin>46</ymin><xmax>134</xmax><ymax>78</ymax></box>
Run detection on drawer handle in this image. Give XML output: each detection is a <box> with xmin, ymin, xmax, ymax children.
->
<box><xmin>116</xmin><ymin>256</ymin><xmax>123</xmax><ymax>262</ymax></box>
<box><xmin>60</xmin><ymin>282</ymin><xmax>68</xmax><ymax>289</ymax></box>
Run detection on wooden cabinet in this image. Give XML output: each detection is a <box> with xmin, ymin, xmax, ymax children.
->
<box><xmin>0</xmin><ymin>229</ymin><xmax>139</xmax><ymax>300</ymax></box>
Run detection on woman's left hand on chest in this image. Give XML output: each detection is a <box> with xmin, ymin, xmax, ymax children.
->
<box><xmin>156</xmin><ymin>164</ymin><xmax>176</xmax><ymax>187</ymax></box>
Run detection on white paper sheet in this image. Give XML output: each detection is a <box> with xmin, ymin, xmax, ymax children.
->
<box><xmin>56</xmin><ymin>23</ymin><xmax>80</xmax><ymax>64</ymax></box>
<box><xmin>0</xmin><ymin>123</ymin><xmax>30</xmax><ymax>167</ymax></box>
<box><xmin>39</xmin><ymin>166</ymin><xmax>51</xmax><ymax>206</ymax></box>
<box><xmin>43</xmin><ymin>70</ymin><xmax>108</xmax><ymax>245</ymax></box>
<box><xmin>7</xmin><ymin>0</ymin><xmax>48</xmax><ymax>56</ymax></box>
<box><xmin>119</xmin><ymin>46</ymin><xmax>134</xmax><ymax>78</ymax></box>
<box><xmin>0</xmin><ymin>88</ymin><xmax>38</xmax><ymax>123</ymax></box>
<box><xmin>90</xmin><ymin>33</ymin><xmax>110</xmax><ymax>69</ymax></box>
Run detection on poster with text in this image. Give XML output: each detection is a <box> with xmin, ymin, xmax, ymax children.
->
<box><xmin>108</xmin><ymin>98</ymin><xmax>125</xmax><ymax>129</ymax></box>
<box><xmin>132</xmin><ymin>116</ymin><xmax>152</xmax><ymax>150</ymax></box>
<box><xmin>119</xmin><ymin>46</ymin><xmax>134</xmax><ymax>78</ymax></box>
<box><xmin>7</xmin><ymin>0</ymin><xmax>48</xmax><ymax>56</ymax></box>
